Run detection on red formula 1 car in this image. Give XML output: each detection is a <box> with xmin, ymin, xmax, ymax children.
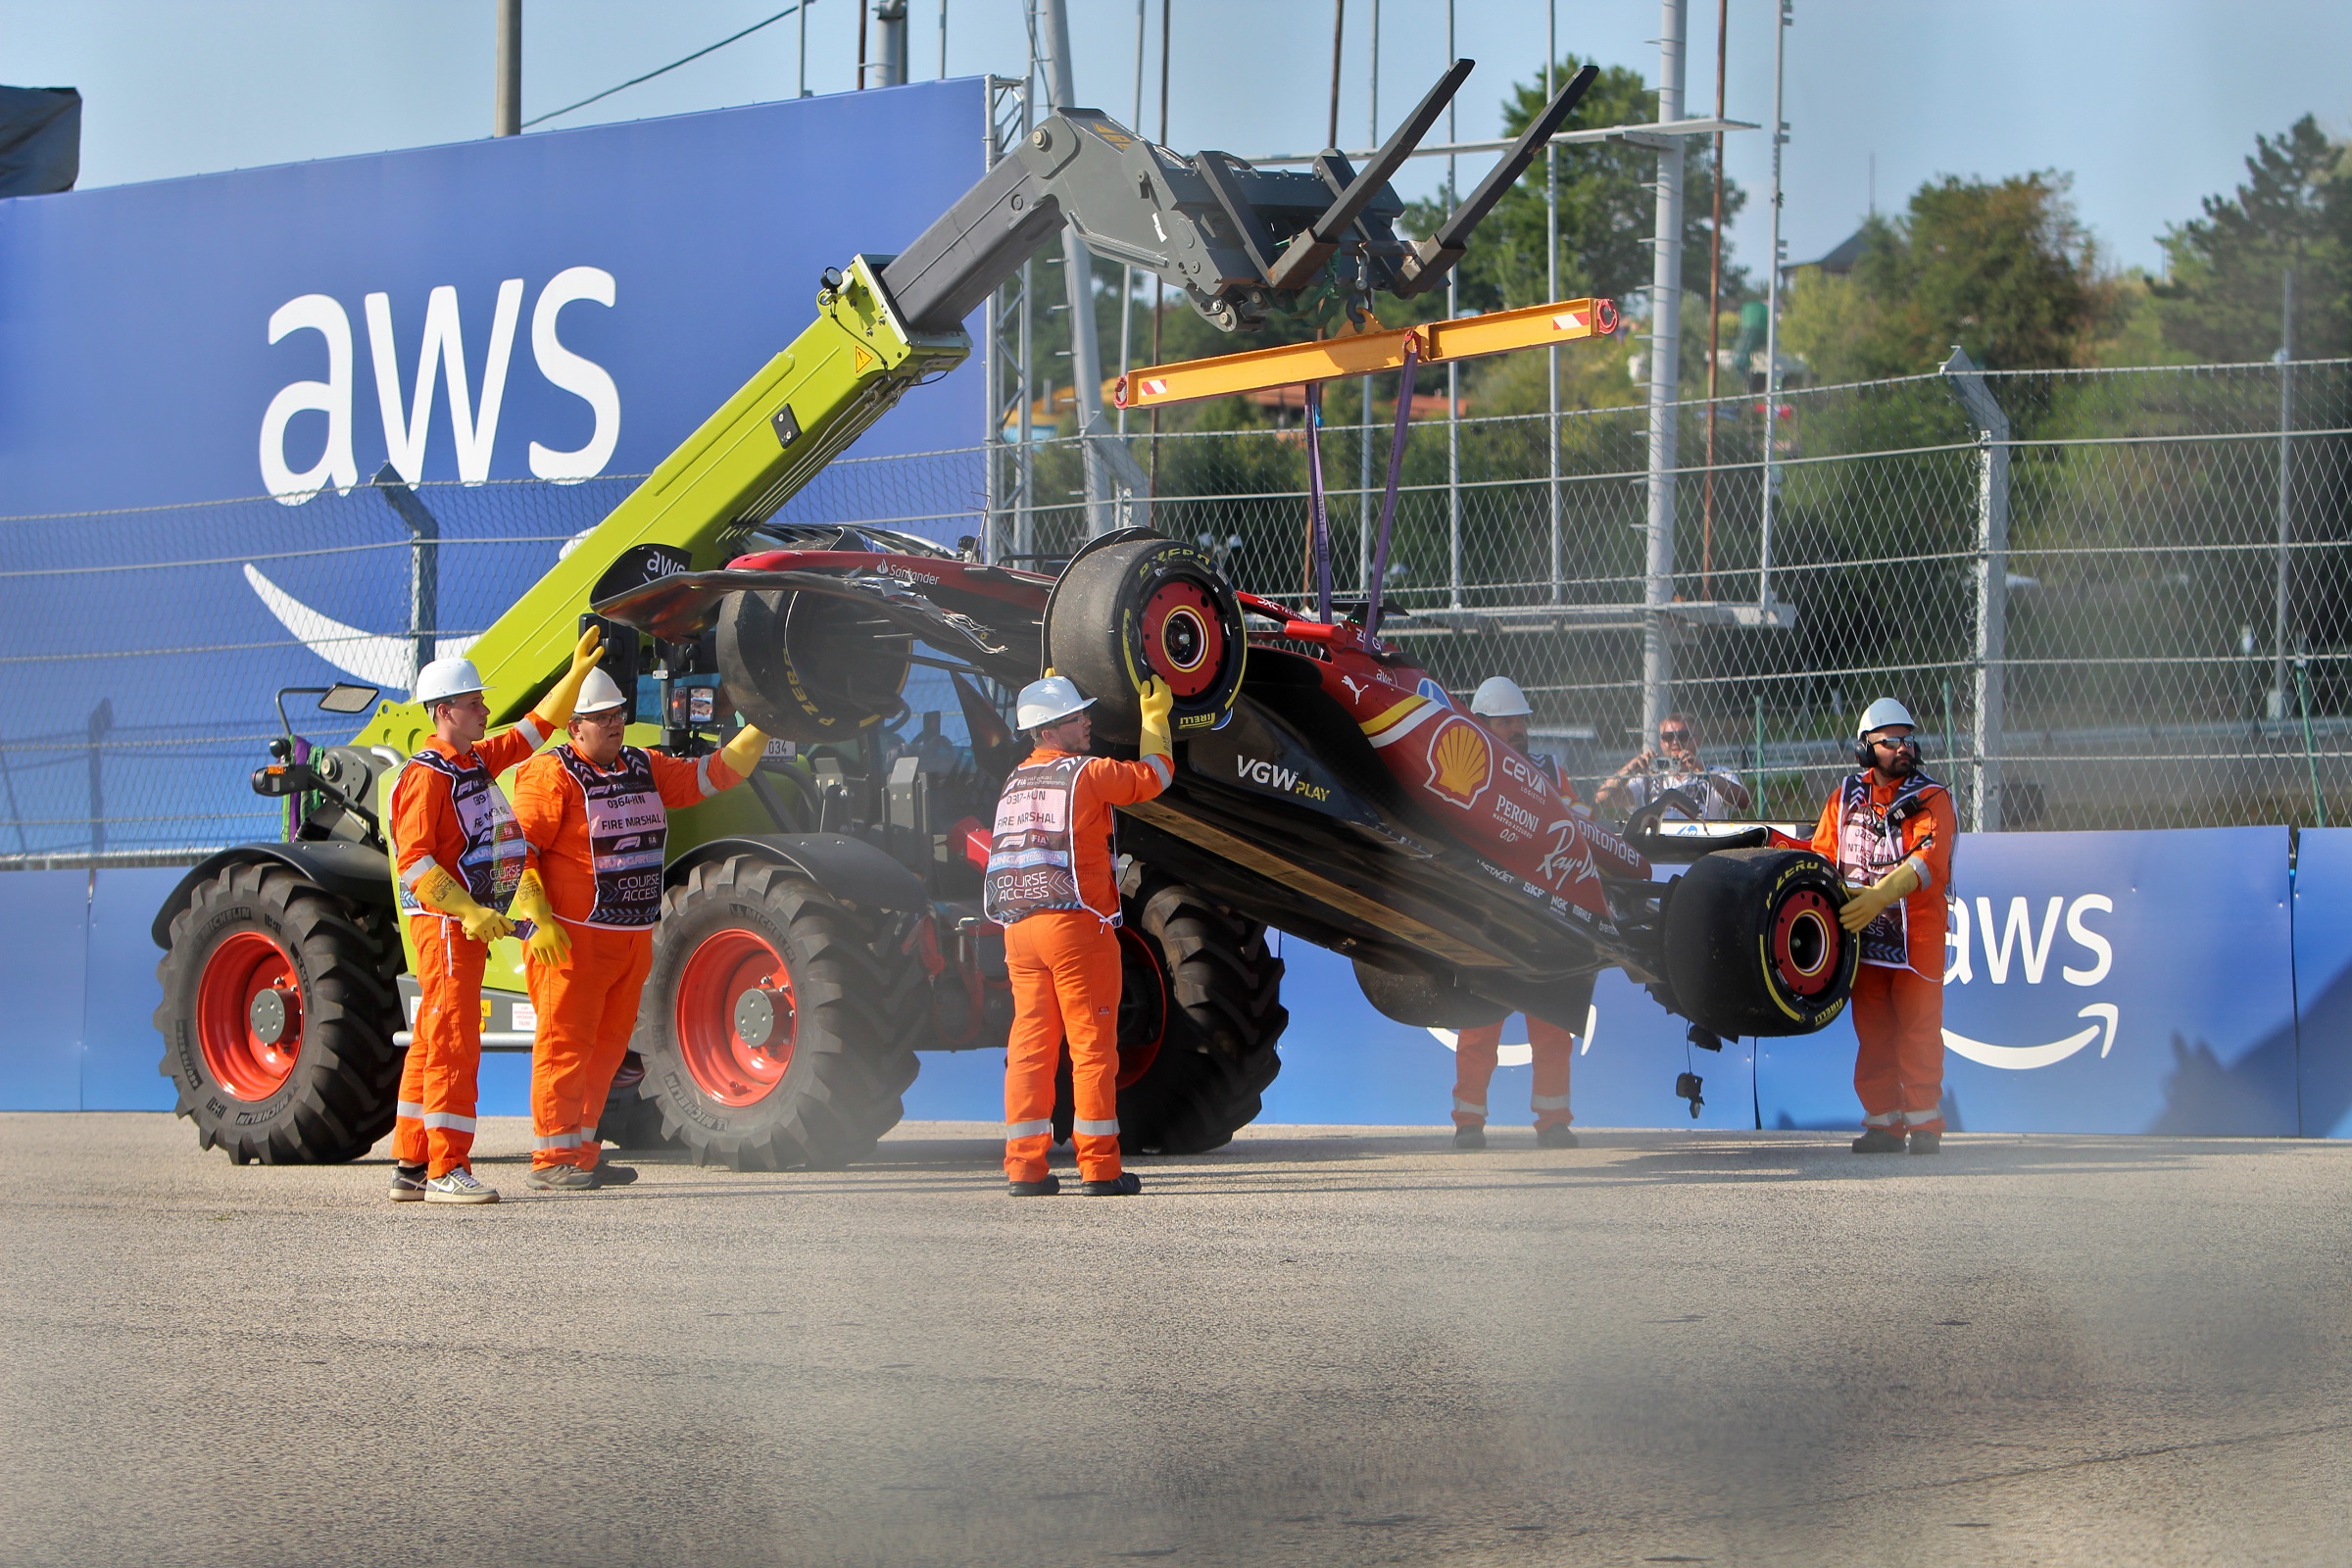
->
<box><xmin>595</xmin><ymin>525</ymin><xmax>1857</xmax><ymax>1160</ymax></box>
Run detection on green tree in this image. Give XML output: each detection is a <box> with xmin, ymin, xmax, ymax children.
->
<box><xmin>2156</xmin><ymin>115</ymin><xmax>2352</xmax><ymax>361</ymax></box>
<box><xmin>1783</xmin><ymin>173</ymin><xmax>2120</xmax><ymax>380</ymax></box>
<box><xmin>1415</xmin><ymin>57</ymin><xmax>1743</xmax><ymax>315</ymax></box>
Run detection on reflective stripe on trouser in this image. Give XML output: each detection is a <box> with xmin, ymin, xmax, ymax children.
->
<box><xmin>526</xmin><ymin>922</ymin><xmax>654</xmax><ymax>1169</ymax></box>
<box><xmin>394</xmin><ymin>914</ymin><xmax>488</xmax><ymax>1178</ymax></box>
<box><xmin>1450</xmin><ymin>1015</ymin><xmax>1577</xmax><ymax>1129</ymax></box>
<box><xmin>1003</xmin><ymin>909</ymin><xmax>1124</xmax><ymax>1184</ymax></box>
<box><xmin>1850</xmin><ymin>961</ymin><xmax>1946</xmax><ymax>1132</ymax></box>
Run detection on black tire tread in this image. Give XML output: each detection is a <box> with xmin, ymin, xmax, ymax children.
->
<box><xmin>153</xmin><ymin>861</ymin><xmax>404</xmax><ymax>1164</ymax></box>
<box><xmin>1115</xmin><ymin>866</ymin><xmax>1287</xmax><ymax>1154</ymax></box>
<box><xmin>638</xmin><ymin>855</ymin><xmax>923</xmax><ymax>1170</ymax></box>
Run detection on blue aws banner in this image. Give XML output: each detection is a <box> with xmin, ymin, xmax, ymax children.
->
<box><xmin>0</xmin><ymin>82</ymin><xmax>987</xmax><ymax>857</ymax></box>
<box><xmin>0</xmin><ymin>79</ymin><xmax>986</xmax><ymax>513</ymax></box>
<box><xmin>2291</xmin><ymin>828</ymin><xmax>2352</xmax><ymax>1138</ymax></box>
<box><xmin>1759</xmin><ymin>827</ymin><xmax>2300</xmax><ymax>1136</ymax></box>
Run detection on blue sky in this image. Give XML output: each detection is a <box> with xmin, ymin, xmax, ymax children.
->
<box><xmin>4</xmin><ymin>0</ymin><xmax>2347</xmax><ymax>279</ymax></box>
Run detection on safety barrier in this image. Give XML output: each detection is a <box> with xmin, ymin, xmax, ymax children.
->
<box><xmin>7</xmin><ymin>828</ymin><xmax>2348</xmax><ymax>1135</ymax></box>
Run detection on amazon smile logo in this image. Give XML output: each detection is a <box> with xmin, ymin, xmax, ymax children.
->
<box><xmin>1941</xmin><ymin>893</ymin><xmax>2120</xmax><ymax>1071</ymax></box>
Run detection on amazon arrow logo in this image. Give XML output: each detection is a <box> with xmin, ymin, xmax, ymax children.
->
<box><xmin>1943</xmin><ymin>1003</ymin><xmax>2120</xmax><ymax>1071</ymax></box>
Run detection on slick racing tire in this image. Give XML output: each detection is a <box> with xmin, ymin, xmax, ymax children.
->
<box><xmin>1663</xmin><ymin>847</ymin><xmax>1857</xmax><ymax>1037</ymax></box>
<box><xmin>154</xmin><ymin>861</ymin><xmax>404</xmax><ymax>1163</ymax></box>
<box><xmin>1044</xmin><ymin>530</ymin><xmax>1247</xmax><ymax>746</ymax></box>
<box><xmin>1350</xmin><ymin>958</ymin><xmax>1511</xmax><ymax>1030</ymax></box>
<box><xmin>637</xmin><ymin>855</ymin><xmax>923</xmax><ymax>1170</ymax></box>
<box><xmin>717</xmin><ymin>588</ymin><xmax>911</xmax><ymax>745</ymax></box>
<box><xmin>1053</xmin><ymin>866</ymin><xmax>1287</xmax><ymax>1155</ymax></box>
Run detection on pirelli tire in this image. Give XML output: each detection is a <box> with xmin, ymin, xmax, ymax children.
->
<box><xmin>1054</xmin><ymin>866</ymin><xmax>1287</xmax><ymax>1155</ymax></box>
<box><xmin>636</xmin><ymin>855</ymin><xmax>923</xmax><ymax>1170</ymax></box>
<box><xmin>1044</xmin><ymin>530</ymin><xmax>1247</xmax><ymax>746</ymax></box>
<box><xmin>154</xmin><ymin>860</ymin><xmax>405</xmax><ymax>1163</ymax></box>
<box><xmin>717</xmin><ymin>587</ymin><xmax>911</xmax><ymax>746</ymax></box>
<box><xmin>1663</xmin><ymin>846</ymin><xmax>1858</xmax><ymax>1038</ymax></box>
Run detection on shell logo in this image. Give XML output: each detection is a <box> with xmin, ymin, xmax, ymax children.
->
<box><xmin>1428</xmin><ymin>716</ymin><xmax>1493</xmax><ymax>808</ymax></box>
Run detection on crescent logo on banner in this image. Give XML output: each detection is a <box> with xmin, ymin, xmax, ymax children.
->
<box><xmin>1943</xmin><ymin>1003</ymin><xmax>2120</xmax><ymax>1070</ymax></box>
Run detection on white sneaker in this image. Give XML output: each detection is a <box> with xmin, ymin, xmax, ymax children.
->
<box><xmin>422</xmin><ymin>1167</ymin><xmax>500</xmax><ymax>1204</ymax></box>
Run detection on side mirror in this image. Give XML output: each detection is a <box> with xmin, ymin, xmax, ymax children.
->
<box><xmin>318</xmin><ymin>683</ymin><xmax>380</xmax><ymax>714</ymax></box>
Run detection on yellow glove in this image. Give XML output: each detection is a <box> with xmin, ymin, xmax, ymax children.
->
<box><xmin>413</xmin><ymin>865</ymin><xmax>514</xmax><ymax>944</ymax></box>
<box><xmin>1137</xmin><ymin>676</ymin><xmax>1174</xmax><ymax>763</ymax></box>
<box><xmin>720</xmin><ymin>721</ymin><xmax>770</xmax><ymax>780</ymax></box>
<box><xmin>1838</xmin><ymin>860</ymin><xmax>1923</xmax><ymax>932</ymax></box>
<box><xmin>534</xmin><ymin>625</ymin><xmax>608</xmax><ymax>730</ymax></box>
<box><xmin>511</xmin><ymin>869</ymin><xmax>569</xmax><ymax>964</ymax></box>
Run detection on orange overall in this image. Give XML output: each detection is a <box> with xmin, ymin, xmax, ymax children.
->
<box><xmin>1812</xmin><ymin>770</ymin><xmax>1957</xmax><ymax>1133</ymax></box>
<box><xmin>1453</xmin><ymin>1017</ymin><xmax>1579</xmax><ymax>1133</ymax></box>
<box><xmin>988</xmin><ymin>746</ymin><xmax>1171</xmax><ymax>1185</ymax></box>
<box><xmin>389</xmin><ymin>717</ymin><xmax>548</xmax><ymax>1177</ymax></box>
<box><xmin>513</xmin><ymin>742</ymin><xmax>741</xmax><ymax>1170</ymax></box>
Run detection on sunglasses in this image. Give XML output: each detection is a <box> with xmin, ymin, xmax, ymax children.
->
<box><xmin>1657</xmin><ymin>729</ymin><xmax>1690</xmax><ymax>744</ymax></box>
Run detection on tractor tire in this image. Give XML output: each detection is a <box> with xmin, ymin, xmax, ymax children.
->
<box><xmin>596</xmin><ymin>1055</ymin><xmax>675</xmax><ymax>1151</ymax></box>
<box><xmin>717</xmin><ymin>587</ymin><xmax>911</xmax><ymax>745</ymax></box>
<box><xmin>635</xmin><ymin>855</ymin><xmax>923</xmax><ymax>1169</ymax></box>
<box><xmin>1351</xmin><ymin>958</ymin><xmax>1511</xmax><ymax>1029</ymax></box>
<box><xmin>1054</xmin><ymin>867</ymin><xmax>1287</xmax><ymax>1155</ymax></box>
<box><xmin>154</xmin><ymin>860</ymin><xmax>404</xmax><ymax>1163</ymax></box>
<box><xmin>1044</xmin><ymin>531</ymin><xmax>1247</xmax><ymax>745</ymax></box>
<box><xmin>1663</xmin><ymin>847</ymin><xmax>1857</xmax><ymax>1037</ymax></box>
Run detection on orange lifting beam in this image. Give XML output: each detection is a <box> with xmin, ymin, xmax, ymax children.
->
<box><xmin>1112</xmin><ymin>296</ymin><xmax>1620</xmax><ymax>412</ymax></box>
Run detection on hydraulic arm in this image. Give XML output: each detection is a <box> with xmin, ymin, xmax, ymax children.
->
<box><xmin>352</xmin><ymin>59</ymin><xmax>1592</xmax><ymax>756</ymax></box>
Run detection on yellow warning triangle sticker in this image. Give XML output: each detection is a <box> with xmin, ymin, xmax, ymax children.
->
<box><xmin>853</xmin><ymin>346</ymin><xmax>876</xmax><ymax>373</ymax></box>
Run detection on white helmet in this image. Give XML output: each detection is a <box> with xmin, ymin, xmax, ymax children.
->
<box><xmin>573</xmin><ymin>666</ymin><xmax>628</xmax><ymax>716</ymax></box>
<box><xmin>1856</xmin><ymin>696</ymin><xmax>1916</xmax><ymax>737</ymax></box>
<box><xmin>1470</xmin><ymin>675</ymin><xmax>1533</xmax><ymax>718</ymax></box>
<box><xmin>414</xmin><ymin>657</ymin><xmax>485</xmax><ymax>708</ymax></box>
<box><xmin>1015</xmin><ymin>674</ymin><xmax>1095</xmax><ymax>731</ymax></box>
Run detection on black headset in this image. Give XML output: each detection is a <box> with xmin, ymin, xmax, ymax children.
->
<box><xmin>1854</xmin><ymin>729</ymin><xmax>1924</xmax><ymax>770</ymax></box>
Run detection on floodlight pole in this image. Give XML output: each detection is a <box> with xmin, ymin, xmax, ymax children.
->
<box><xmin>1640</xmin><ymin>0</ymin><xmax>1689</xmax><ymax>737</ymax></box>
<box><xmin>494</xmin><ymin>0</ymin><xmax>521</xmax><ymax>136</ymax></box>
<box><xmin>2272</xmin><ymin>266</ymin><xmax>2295</xmax><ymax>721</ymax></box>
<box><xmin>1756</xmin><ymin>0</ymin><xmax>1788</xmax><ymax>611</ymax></box>
<box><xmin>1941</xmin><ymin>346</ymin><xmax>2008</xmax><ymax>834</ymax></box>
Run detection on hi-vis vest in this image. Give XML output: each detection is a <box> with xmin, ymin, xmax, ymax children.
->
<box><xmin>1834</xmin><ymin>768</ymin><xmax>1945</xmax><ymax>969</ymax></box>
<box><xmin>396</xmin><ymin>749</ymin><xmax>524</xmax><ymax>915</ymax></box>
<box><xmin>984</xmin><ymin>754</ymin><xmax>1120</xmax><ymax>926</ymax></box>
<box><xmin>552</xmin><ymin>744</ymin><xmax>670</xmax><ymax>930</ymax></box>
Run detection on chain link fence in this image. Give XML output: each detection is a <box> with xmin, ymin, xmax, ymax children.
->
<box><xmin>3</xmin><ymin>359</ymin><xmax>2345</xmax><ymax>860</ymax></box>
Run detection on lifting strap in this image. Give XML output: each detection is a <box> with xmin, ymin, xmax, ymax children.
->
<box><xmin>1364</xmin><ymin>337</ymin><xmax>1421</xmax><ymax>638</ymax></box>
<box><xmin>1304</xmin><ymin>381</ymin><xmax>1332</xmax><ymax>622</ymax></box>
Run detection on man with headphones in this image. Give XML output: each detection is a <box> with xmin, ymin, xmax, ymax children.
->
<box><xmin>1812</xmin><ymin>698</ymin><xmax>1957</xmax><ymax>1153</ymax></box>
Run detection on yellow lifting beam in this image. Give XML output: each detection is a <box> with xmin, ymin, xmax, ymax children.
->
<box><xmin>1112</xmin><ymin>295</ymin><xmax>1619</xmax><ymax>412</ymax></box>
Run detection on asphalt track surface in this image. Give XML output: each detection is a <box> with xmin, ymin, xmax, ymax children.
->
<box><xmin>6</xmin><ymin>1114</ymin><xmax>2350</xmax><ymax>1567</ymax></box>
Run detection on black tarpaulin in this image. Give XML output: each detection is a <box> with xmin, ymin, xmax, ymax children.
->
<box><xmin>0</xmin><ymin>86</ymin><xmax>81</xmax><ymax>198</ymax></box>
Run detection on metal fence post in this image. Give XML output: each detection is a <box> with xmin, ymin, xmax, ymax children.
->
<box><xmin>374</xmin><ymin>464</ymin><xmax>440</xmax><ymax>688</ymax></box>
<box><xmin>1640</xmin><ymin>0</ymin><xmax>1689</xmax><ymax>736</ymax></box>
<box><xmin>1941</xmin><ymin>346</ymin><xmax>2007</xmax><ymax>833</ymax></box>
<box><xmin>86</xmin><ymin>698</ymin><xmax>112</xmax><ymax>857</ymax></box>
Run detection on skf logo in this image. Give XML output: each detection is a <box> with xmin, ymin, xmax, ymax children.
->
<box><xmin>1427</xmin><ymin>716</ymin><xmax>1492</xmax><ymax>808</ymax></box>
<box><xmin>1235</xmin><ymin>755</ymin><xmax>1331</xmax><ymax>803</ymax></box>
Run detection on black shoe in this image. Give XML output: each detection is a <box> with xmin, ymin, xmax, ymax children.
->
<box><xmin>1851</xmin><ymin>1126</ymin><xmax>1907</xmax><ymax>1153</ymax></box>
<box><xmin>1081</xmin><ymin>1172</ymin><xmax>1142</xmax><ymax>1197</ymax></box>
<box><xmin>1452</xmin><ymin>1125</ymin><xmax>1488</xmax><ymax>1151</ymax></box>
<box><xmin>590</xmin><ymin>1162</ymin><xmax>638</xmax><ymax>1186</ymax></box>
<box><xmin>1007</xmin><ymin>1173</ymin><xmax>1062</xmax><ymax>1198</ymax></box>
<box><xmin>1536</xmin><ymin>1124</ymin><xmax>1580</xmax><ymax>1150</ymax></box>
<box><xmin>1907</xmin><ymin>1130</ymin><xmax>1942</xmax><ymax>1155</ymax></box>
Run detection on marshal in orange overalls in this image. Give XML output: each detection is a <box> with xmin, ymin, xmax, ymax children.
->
<box><xmin>512</xmin><ymin>742</ymin><xmax>745</xmax><ymax>1170</ymax></box>
<box><xmin>986</xmin><ymin>747</ymin><xmax>1172</xmax><ymax>1186</ymax></box>
<box><xmin>388</xmin><ymin>716</ymin><xmax>548</xmax><ymax>1178</ymax></box>
<box><xmin>1812</xmin><ymin>769</ymin><xmax>1957</xmax><ymax>1133</ymax></box>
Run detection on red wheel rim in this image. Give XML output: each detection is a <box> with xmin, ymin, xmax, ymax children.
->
<box><xmin>674</xmin><ymin>928</ymin><xmax>796</xmax><ymax>1107</ymax></box>
<box><xmin>1113</xmin><ymin>927</ymin><xmax>1167</xmax><ymax>1090</ymax></box>
<box><xmin>195</xmin><ymin>930</ymin><xmax>304</xmax><ymax>1102</ymax></box>
<box><xmin>1771</xmin><ymin>890</ymin><xmax>1839</xmax><ymax>996</ymax></box>
<box><xmin>1141</xmin><ymin>578</ymin><xmax>1225</xmax><ymax>700</ymax></box>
